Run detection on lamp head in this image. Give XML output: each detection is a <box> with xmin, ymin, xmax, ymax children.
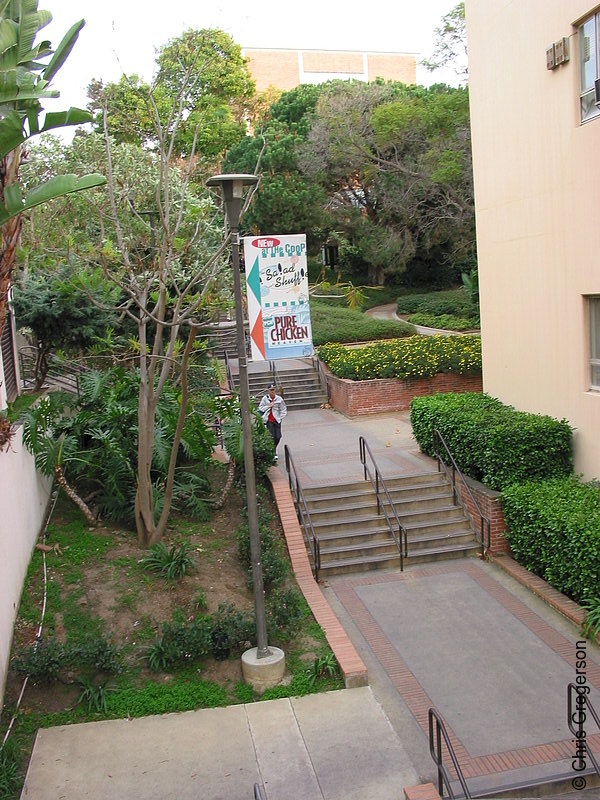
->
<box><xmin>206</xmin><ymin>173</ymin><xmax>259</xmax><ymax>229</ymax></box>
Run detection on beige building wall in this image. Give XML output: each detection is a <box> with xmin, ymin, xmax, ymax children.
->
<box><xmin>465</xmin><ymin>0</ymin><xmax>600</xmax><ymax>479</ymax></box>
<box><xmin>0</xmin><ymin>428</ymin><xmax>52</xmax><ymax>711</ymax></box>
<box><xmin>243</xmin><ymin>48</ymin><xmax>416</xmax><ymax>92</ymax></box>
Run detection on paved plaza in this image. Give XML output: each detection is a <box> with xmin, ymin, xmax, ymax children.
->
<box><xmin>20</xmin><ymin>404</ymin><xmax>600</xmax><ymax>798</ymax></box>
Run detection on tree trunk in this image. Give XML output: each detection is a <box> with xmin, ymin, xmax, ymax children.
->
<box><xmin>134</xmin><ymin>376</ymin><xmax>156</xmax><ymax>546</ymax></box>
<box><xmin>215</xmin><ymin>458</ymin><xmax>236</xmax><ymax>510</ymax></box>
<box><xmin>53</xmin><ymin>465</ymin><xmax>97</xmax><ymax>526</ymax></box>
<box><xmin>0</xmin><ymin>149</ymin><xmax>22</xmax><ymax>332</ymax></box>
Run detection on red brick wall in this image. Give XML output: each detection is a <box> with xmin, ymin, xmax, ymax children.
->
<box><xmin>454</xmin><ymin>472</ymin><xmax>510</xmax><ymax>555</ymax></box>
<box><xmin>323</xmin><ymin>365</ymin><xmax>483</xmax><ymax>416</ymax></box>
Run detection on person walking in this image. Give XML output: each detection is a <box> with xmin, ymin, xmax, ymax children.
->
<box><xmin>258</xmin><ymin>383</ymin><xmax>287</xmax><ymax>460</ymax></box>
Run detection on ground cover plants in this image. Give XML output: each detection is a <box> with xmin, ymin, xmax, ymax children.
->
<box><xmin>0</xmin><ymin>482</ymin><xmax>341</xmax><ymax>798</ymax></box>
<box><xmin>318</xmin><ymin>335</ymin><xmax>481</xmax><ymax>381</ymax></box>
<box><xmin>310</xmin><ymin>298</ymin><xmax>415</xmax><ymax>345</ymax></box>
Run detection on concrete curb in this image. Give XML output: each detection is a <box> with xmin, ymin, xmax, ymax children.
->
<box><xmin>490</xmin><ymin>553</ymin><xmax>586</xmax><ymax>630</ymax></box>
<box><xmin>267</xmin><ymin>467</ymin><xmax>369</xmax><ymax>687</ymax></box>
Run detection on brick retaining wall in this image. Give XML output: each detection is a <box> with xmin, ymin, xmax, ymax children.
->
<box><xmin>453</xmin><ymin>472</ymin><xmax>511</xmax><ymax>555</ymax></box>
<box><xmin>321</xmin><ymin>363</ymin><xmax>482</xmax><ymax>416</ymax></box>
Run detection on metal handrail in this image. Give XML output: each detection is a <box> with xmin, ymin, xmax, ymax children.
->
<box><xmin>429</xmin><ymin>708</ymin><xmax>472</xmax><ymax>799</ymax></box>
<box><xmin>269</xmin><ymin>360</ymin><xmax>281</xmax><ymax>394</ymax></box>
<box><xmin>224</xmin><ymin>351</ymin><xmax>235</xmax><ymax>394</ymax></box>
<box><xmin>358</xmin><ymin>436</ymin><xmax>407</xmax><ymax>570</ymax></box>
<box><xmin>19</xmin><ymin>345</ymin><xmax>88</xmax><ymax>396</ymax></box>
<box><xmin>432</xmin><ymin>429</ymin><xmax>490</xmax><ymax>558</ymax></box>
<box><xmin>568</xmin><ymin>682</ymin><xmax>600</xmax><ymax>776</ymax></box>
<box><xmin>284</xmin><ymin>444</ymin><xmax>321</xmax><ymax>581</ymax></box>
<box><xmin>253</xmin><ymin>783</ymin><xmax>265</xmax><ymax>800</ymax></box>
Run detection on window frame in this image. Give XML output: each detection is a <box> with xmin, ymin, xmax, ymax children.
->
<box><xmin>579</xmin><ymin>12</ymin><xmax>600</xmax><ymax>123</ymax></box>
<box><xmin>589</xmin><ymin>296</ymin><xmax>600</xmax><ymax>391</ymax></box>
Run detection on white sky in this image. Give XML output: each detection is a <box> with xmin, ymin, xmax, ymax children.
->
<box><xmin>42</xmin><ymin>0</ymin><xmax>461</xmax><ymax>114</ymax></box>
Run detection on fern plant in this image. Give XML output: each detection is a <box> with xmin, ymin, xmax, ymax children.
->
<box><xmin>140</xmin><ymin>542</ymin><xmax>195</xmax><ymax>580</ymax></box>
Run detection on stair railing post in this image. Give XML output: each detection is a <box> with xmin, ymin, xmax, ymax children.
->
<box><xmin>376</xmin><ymin>469</ymin><xmax>381</xmax><ymax>515</ymax></box>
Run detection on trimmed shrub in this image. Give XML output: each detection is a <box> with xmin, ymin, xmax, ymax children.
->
<box><xmin>407</xmin><ymin>313</ymin><xmax>479</xmax><ymax>331</ymax></box>
<box><xmin>318</xmin><ymin>335</ymin><xmax>482</xmax><ymax>381</ymax></box>
<box><xmin>501</xmin><ymin>478</ymin><xmax>600</xmax><ymax>603</ymax></box>
<box><xmin>410</xmin><ymin>393</ymin><xmax>573</xmax><ymax>490</ymax></box>
<box><xmin>397</xmin><ymin>288</ymin><xmax>476</xmax><ymax>317</ymax></box>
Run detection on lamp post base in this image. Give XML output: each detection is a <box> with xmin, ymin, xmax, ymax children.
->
<box><xmin>241</xmin><ymin>646</ymin><xmax>286</xmax><ymax>694</ymax></box>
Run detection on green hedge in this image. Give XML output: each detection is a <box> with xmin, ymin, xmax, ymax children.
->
<box><xmin>407</xmin><ymin>313</ymin><xmax>479</xmax><ymax>331</ymax></box>
<box><xmin>501</xmin><ymin>478</ymin><xmax>600</xmax><ymax>603</ymax></box>
<box><xmin>409</xmin><ymin>392</ymin><xmax>573</xmax><ymax>490</ymax></box>
<box><xmin>318</xmin><ymin>335</ymin><xmax>481</xmax><ymax>381</ymax></box>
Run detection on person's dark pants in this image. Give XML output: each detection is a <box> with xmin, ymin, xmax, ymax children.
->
<box><xmin>266</xmin><ymin>420</ymin><xmax>282</xmax><ymax>450</ymax></box>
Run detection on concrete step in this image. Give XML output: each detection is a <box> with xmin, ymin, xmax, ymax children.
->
<box><xmin>319</xmin><ymin>538</ymin><xmax>399</xmax><ymax>563</ymax></box>
<box><xmin>302</xmin><ymin>472</ymin><xmax>447</xmax><ymax>498</ymax></box>
<box><xmin>305</xmin><ymin>491</ymin><xmax>455</xmax><ymax>515</ymax></box>
<box><xmin>449</xmin><ymin>756</ymin><xmax>600</xmax><ymax>798</ymax></box>
<box><xmin>316</xmin><ymin>524</ymin><xmax>475</xmax><ymax>553</ymax></box>
<box><xmin>308</xmin><ymin>502</ymin><xmax>463</xmax><ymax>527</ymax></box>
<box><xmin>318</xmin><ymin>551</ymin><xmax>404</xmax><ymax>576</ymax></box>
<box><xmin>405</xmin><ymin>542</ymin><xmax>480</xmax><ymax>564</ymax></box>
<box><xmin>310</xmin><ymin>507</ymin><xmax>467</xmax><ymax>537</ymax></box>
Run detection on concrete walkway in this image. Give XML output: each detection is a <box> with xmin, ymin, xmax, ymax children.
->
<box><xmin>278</xmin><ymin>407</ymin><xmax>433</xmax><ymax>487</ymax></box>
<box><xmin>21</xmin><ymin>688</ymin><xmax>418</xmax><ymax>799</ymax></box>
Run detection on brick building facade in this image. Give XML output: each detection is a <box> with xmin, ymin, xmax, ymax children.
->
<box><xmin>243</xmin><ymin>48</ymin><xmax>416</xmax><ymax>92</ymax></box>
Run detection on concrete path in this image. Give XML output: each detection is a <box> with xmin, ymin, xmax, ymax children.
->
<box><xmin>366</xmin><ymin>302</ymin><xmax>480</xmax><ymax>336</ymax></box>
<box><xmin>20</xmin><ymin>687</ymin><xmax>418</xmax><ymax>800</ymax></box>
<box><xmin>278</xmin><ymin>408</ymin><xmax>433</xmax><ymax>487</ymax></box>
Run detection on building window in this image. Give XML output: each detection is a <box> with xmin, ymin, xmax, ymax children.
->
<box><xmin>579</xmin><ymin>13</ymin><xmax>600</xmax><ymax>122</ymax></box>
<box><xmin>590</xmin><ymin>296</ymin><xmax>600</xmax><ymax>390</ymax></box>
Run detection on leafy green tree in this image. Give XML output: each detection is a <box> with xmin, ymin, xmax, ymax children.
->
<box><xmin>11</xmin><ymin>264</ymin><xmax>117</xmax><ymax>389</ymax></box>
<box><xmin>88</xmin><ymin>28</ymin><xmax>255</xmax><ymax>163</ymax></box>
<box><xmin>223</xmin><ymin>84</ymin><xmax>328</xmax><ymax>246</ymax></box>
<box><xmin>421</xmin><ymin>2</ymin><xmax>468</xmax><ymax>84</ymax></box>
<box><xmin>0</xmin><ymin>1</ymin><xmax>106</xmax><ymax>330</ymax></box>
<box><xmin>300</xmin><ymin>80</ymin><xmax>474</xmax><ymax>285</ymax></box>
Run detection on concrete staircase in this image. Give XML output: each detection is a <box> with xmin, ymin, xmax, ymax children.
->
<box><xmin>301</xmin><ymin>471</ymin><xmax>480</xmax><ymax>576</ymax></box>
<box><xmin>203</xmin><ymin>322</ymin><xmax>239</xmax><ymax>360</ymax></box>
<box><xmin>232</xmin><ymin>363</ymin><xmax>327</xmax><ymax>410</ymax></box>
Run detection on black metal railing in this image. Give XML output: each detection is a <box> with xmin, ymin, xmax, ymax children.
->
<box><xmin>19</xmin><ymin>346</ymin><xmax>87</xmax><ymax>396</ymax></box>
<box><xmin>568</xmin><ymin>682</ymin><xmax>600</xmax><ymax>776</ymax></box>
<box><xmin>312</xmin><ymin>354</ymin><xmax>328</xmax><ymax>398</ymax></box>
<box><xmin>432</xmin><ymin>429</ymin><xmax>490</xmax><ymax>558</ymax></box>
<box><xmin>269</xmin><ymin>360</ymin><xmax>281</xmax><ymax>393</ymax></box>
<box><xmin>429</xmin><ymin>708</ymin><xmax>472</xmax><ymax>799</ymax></box>
<box><xmin>224</xmin><ymin>350</ymin><xmax>235</xmax><ymax>394</ymax></box>
<box><xmin>284</xmin><ymin>444</ymin><xmax>321</xmax><ymax>581</ymax></box>
<box><xmin>358</xmin><ymin>436</ymin><xmax>407</xmax><ymax>570</ymax></box>
<box><xmin>253</xmin><ymin>783</ymin><xmax>265</xmax><ymax>800</ymax></box>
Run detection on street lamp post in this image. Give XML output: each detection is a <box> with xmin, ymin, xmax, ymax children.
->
<box><xmin>206</xmin><ymin>174</ymin><xmax>271</xmax><ymax>659</ymax></box>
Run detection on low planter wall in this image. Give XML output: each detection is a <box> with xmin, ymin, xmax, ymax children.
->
<box><xmin>454</xmin><ymin>472</ymin><xmax>510</xmax><ymax>556</ymax></box>
<box><xmin>321</xmin><ymin>362</ymin><xmax>482</xmax><ymax>417</ymax></box>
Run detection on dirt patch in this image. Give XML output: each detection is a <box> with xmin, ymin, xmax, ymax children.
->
<box><xmin>3</xmin><ymin>477</ymin><xmax>297</xmax><ymax>716</ymax></box>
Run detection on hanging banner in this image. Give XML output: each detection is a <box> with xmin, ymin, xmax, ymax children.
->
<box><xmin>243</xmin><ymin>234</ymin><xmax>313</xmax><ymax>361</ymax></box>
